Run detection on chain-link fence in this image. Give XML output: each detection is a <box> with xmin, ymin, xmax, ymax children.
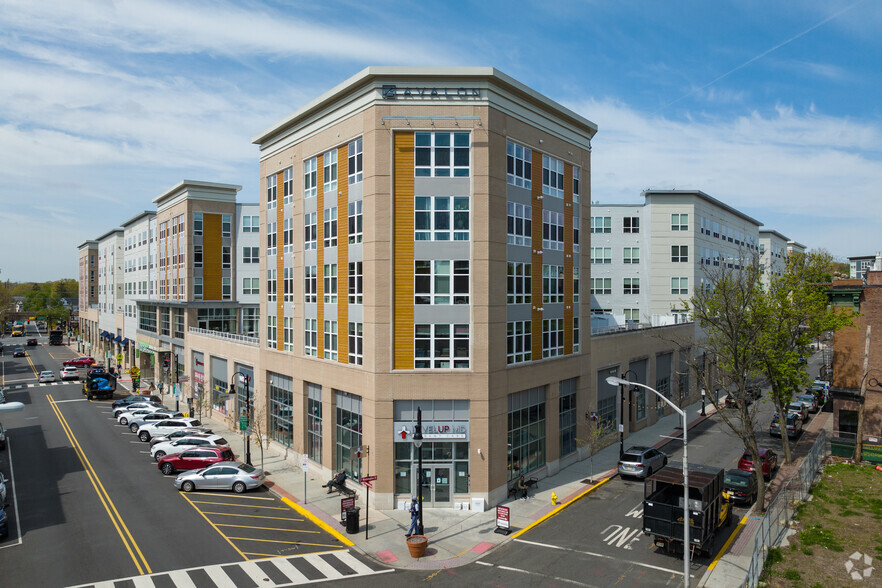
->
<box><xmin>742</xmin><ymin>429</ymin><xmax>827</xmax><ymax>587</ymax></box>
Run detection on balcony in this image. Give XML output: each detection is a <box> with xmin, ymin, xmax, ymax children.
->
<box><xmin>188</xmin><ymin>327</ymin><xmax>259</xmax><ymax>347</ymax></box>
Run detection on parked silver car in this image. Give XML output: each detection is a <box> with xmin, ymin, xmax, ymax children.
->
<box><xmin>617</xmin><ymin>446</ymin><xmax>668</xmax><ymax>478</ymax></box>
<box><xmin>149</xmin><ymin>428</ymin><xmax>212</xmax><ymax>447</ymax></box>
<box><xmin>796</xmin><ymin>394</ymin><xmax>819</xmax><ymax>414</ymax></box>
<box><xmin>174</xmin><ymin>461</ymin><xmax>265</xmax><ymax>494</ymax></box>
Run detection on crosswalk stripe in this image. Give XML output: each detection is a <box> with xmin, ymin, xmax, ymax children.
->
<box><xmin>304</xmin><ymin>553</ymin><xmax>344</xmax><ymax>579</ymax></box>
<box><xmin>335</xmin><ymin>550</ymin><xmax>375</xmax><ymax>575</ymax></box>
<box><xmin>132</xmin><ymin>576</ymin><xmax>155</xmax><ymax>588</ymax></box>
<box><xmin>240</xmin><ymin>561</ymin><xmax>271</xmax><ymax>583</ymax></box>
<box><xmin>203</xmin><ymin>564</ymin><xmax>237</xmax><ymax>588</ymax></box>
<box><xmin>271</xmin><ymin>557</ymin><xmax>310</xmax><ymax>583</ymax></box>
<box><xmin>167</xmin><ymin>570</ymin><xmax>197</xmax><ymax>588</ymax></box>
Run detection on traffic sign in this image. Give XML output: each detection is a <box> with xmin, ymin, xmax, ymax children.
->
<box><xmin>116</xmin><ymin>353</ymin><xmax>123</xmax><ymax>364</ymax></box>
<box><xmin>363</xmin><ymin>481</ymin><xmax>373</xmax><ymax>489</ymax></box>
<box><xmin>239</xmin><ymin>416</ymin><xmax>248</xmax><ymax>431</ymax></box>
<box><xmin>358</xmin><ymin>475</ymin><xmax>378</xmax><ymax>483</ymax></box>
<box><xmin>301</xmin><ymin>455</ymin><xmax>308</xmax><ymax>473</ymax></box>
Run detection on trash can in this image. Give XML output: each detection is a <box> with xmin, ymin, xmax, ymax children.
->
<box><xmin>345</xmin><ymin>507</ymin><xmax>360</xmax><ymax>534</ymax></box>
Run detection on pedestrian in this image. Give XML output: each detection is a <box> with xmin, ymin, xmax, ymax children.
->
<box><xmin>406</xmin><ymin>495</ymin><xmax>420</xmax><ymax>537</ymax></box>
<box><xmin>515</xmin><ymin>475</ymin><xmax>528</xmax><ymax>500</ymax></box>
<box><xmin>158</xmin><ymin>381</ymin><xmax>164</xmax><ymax>394</ymax></box>
<box><xmin>322</xmin><ymin>468</ymin><xmax>346</xmax><ymax>494</ymax></box>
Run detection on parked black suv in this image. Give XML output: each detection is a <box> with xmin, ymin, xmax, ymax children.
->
<box><xmin>111</xmin><ymin>394</ymin><xmax>162</xmax><ymax>410</ymax></box>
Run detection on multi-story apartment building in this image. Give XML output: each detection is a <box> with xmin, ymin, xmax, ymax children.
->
<box><xmin>89</xmin><ymin>229</ymin><xmax>125</xmax><ymax>364</ymax></box>
<box><xmin>235</xmin><ymin>203</ymin><xmax>261</xmax><ymax>338</ymax></box>
<box><xmin>849</xmin><ymin>254</ymin><xmax>878</xmax><ymax>281</ymax></box>
<box><xmin>758</xmin><ymin>230</ymin><xmax>803</xmax><ymax>287</ymax></box>
<box><xmin>591</xmin><ymin>190</ymin><xmax>762</xmax><ymax>324</ymax></box>
<box><xmin>77</xmin><ymin>240</ymin><xmax>98</xmax><ymax>311</ymax></box>
<box><xmin>246</xmin><ymin>66</ymin><xmax>596</xmax><ymax>508</ymax></box>
<box><xmin>118</xmin><ymin>211</ymin><xmax>157</xmax><ymax>368</ymax></box>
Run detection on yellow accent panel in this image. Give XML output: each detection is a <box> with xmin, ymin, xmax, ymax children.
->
<box><xmin>337</xmin><ymin>144</ymin><xmax>349</xmax><ymax>364</ymax></box>
<box><xmin>276</xmin><ymin>172</ymin><xmax>284</xmax><ymax>351</ymax></box>
<box><xmin>564</xmin><ymin>163</ymin><xmax>574</xmax><ymax>354</ymax></box>
<box><xmin>531</xmin><ymin>149</ymin><xmax>543</xmax><ymax>360</ymax></box>
<box><xmin>203</xmin><ymin>214</ymin><xmax>222</xmax><ymax>300</ymax></box>
<box><xmin>317</xmin><ymin>153</ymin><xmax>325</xmax><ymax>358</ymax></box>
<box><xmin>393</xmin><ymin>132</ymin><xmax>415</xmax><ymax>369</ymax></box>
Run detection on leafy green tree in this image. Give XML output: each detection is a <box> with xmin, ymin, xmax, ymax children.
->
<box><xmin>758</xmin><ymin>250</ymin><xmax>854</xmax><ymax>463</ymax></box>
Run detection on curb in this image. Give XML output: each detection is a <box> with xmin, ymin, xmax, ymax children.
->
<box><xmin>509</xmin><ymin>476</ymin><xmax>612</xmax><ymax>540</ymax></box>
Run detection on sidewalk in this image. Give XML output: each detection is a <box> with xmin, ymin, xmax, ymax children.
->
<box><xmin>186</xmin><ymin>398</ymin><xmax>718</xmax><ymax>570</ymax></box>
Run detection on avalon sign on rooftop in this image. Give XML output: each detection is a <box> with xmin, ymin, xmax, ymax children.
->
<box><xmin>382</xmin><ymin>85</ymin><xmax>482</xmax><ymax>100</ymax></box>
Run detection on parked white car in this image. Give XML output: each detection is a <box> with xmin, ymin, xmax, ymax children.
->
<box><xmin>136</xmin><ymin>418</ymin><xmax>204</xmax><ymax>442</ymax></box>
<box><xmin>151</xmin><ymin>434</ymin><xmax>230</xmax><ymax>460</ymax></box>
<box><xmin>117</xmin><ymin>406</ymin><xmax>165</xmax><ymax>426</ymax></box>
<box><xmin>113</xmin><ymin>402</ymin><xmax>161</xmax><ymax>419</ymax></box>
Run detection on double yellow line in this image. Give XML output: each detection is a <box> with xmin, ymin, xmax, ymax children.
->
<box><xmin>47</xmin><ymin>394</ymin><xmax>151</xmax><ymax>574</ymax></box>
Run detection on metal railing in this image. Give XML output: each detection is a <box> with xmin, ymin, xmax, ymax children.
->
<box><xmin>187</xmin><ymin>327</ymin><xmax>259</xmax><ymax>346</ymax></box>
<box><xmin>742</xmin><ymin>429</ymin><xmax>827</xmax><ymax>587</ymax></box>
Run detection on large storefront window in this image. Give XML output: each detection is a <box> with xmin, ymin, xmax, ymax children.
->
<box><xmin>241</xmin><ymin>307</ymin><xmax>259</xmax><ymax>337</ymax></box>
<box><xmin>559</xmin><ymin>378</ymin><xmax>577</xmax><ymax>457</ymax></box>
<box><xmin>268</xmin><ymin>372</ymin><xmax>293</xmax><ymax>447</ymax></box>
<box><xmin>210</xmin><ymin>356</ymin><xmax>228</xmax><ymax>414</ymax></box>
<box><xmin>656</xmin><ymin>353</ymin><xmax>672</xmax><ymax>418</ymax></box>
<box><xmin>631</xmin><ymin>359</ymin><xmax>648</xmax><ymax>421</ymax></box>
<box><xmin>394</xmin><ymin>400</ymin><xmax>470</xmax><ymax>502</ymax></box>
<box><xmin>192</xmin><ymin>351</ymin><xmax>204</xmax><ymax>415</ymax></box>
<box><xmin>307</xmin><ymin>383</ymin><xmax>322</xmax><ymax>463</ymax></box>
<box><xmin>197</xmin><ymin>307</ymin><xmax>236</xmax><ymax>332</ymax></box>
<box><xmin>234</xmin><ymin>364</ymin><xmax>253</xmax><ymax>421</ymax></box>
<box><xmin>508</xmin><ymin>386</ymin><xmax>546</xmax><ymax>481</ymax></box>
<box><xmin>335</xmin><ymin>391</ymin><xmax>362</xmax><ymax>480</ymax></box>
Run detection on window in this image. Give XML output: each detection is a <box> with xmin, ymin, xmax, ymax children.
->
<box><xmin>572</xmin><ymin>167</ymin><xmax>580</xmax><ymax>203</ymax></box>
<box><xmin>323</xmin><ymin>264</ymin><xmax>337</xmax><ymax>303</ymax></box>
<box><xmin>266</xmin><ymin>315</ymin><xmax>277</xmax><ymax>348</ymax></box>
<box><xmin>267</xmin><ymin>269</ymin><xmax>276</xmax><ymax>302</ymax></box>
<box><xmin>560</xmin><ymin>380</ymin><xmax>577</xmax><ymax>456</ymax></box>
<box><xmin>306</xmin><ymin>384</ymin><xmax>322</xmax><ymax>463</ymax></box>
<box><xmin>348</xmin><ymin>262</ymin><xmax>363</xmax><ymax>305</ymax></box>
<box><xmin>348</xmin><ymin>201</ymin><xmax>363</xmax><ymax>244</ymax></box>
<box><xmin>573</xmin><ymin>217</ymin><xmax>580</xmax><ymax>253</ymax></box>
<box><xmin>243</xmin><ymin>277</ymin><xmax>259</xmax><ymax>295</ymax></box>
<box><xmin>591</xmin><ymin>278</ymin><xmax>611</xmax><ymax>295</ymax></box>
<box><xmin>242</xmin><ymin>215</ymin><xmax>258</xmax><ymax>233</ymax></box>
<box><xmin>193</xmin><ymin>245</ymin><xmax>202</xmax><ymax>268</ymax></box>
<box><xmin>324</xmin><ymin>320</ymin><xmax>337</xmax><ymax>360</ymax></box>
<box><xmin>623</xmin><ymin>277</ymin><xmax>640</xmax><ymax>295</ymax></box>
<box><xmin>415</xmin><ymin>196</ymin><xmax>469</xmax><ymax>241</ymax></box>
<box><xmin>507</xmin><ymin>262</ymin><xmax>532</xmax><ymax>304</ymax></box>
<box><xmin>193</xmin><ymin>213</ymin><xmax>203</xmax><ymax>236</ymax></box>
<box><xmin>283</xmin><ymin>317</ymin><xmax>293</xmax><ymax>351</ymax></box>
<box><xmin>542</xmin><ymin>154</ymin><xmax>564</xmax><ymax>199</ymax></box>
<box><xmin>304</xmin><ymin>212</ymin><xmax>317</xmax><ymax>251</ymax></box>
<box><xmin>266</xmin><ymin>221</ymin><xmax>277</xmax><ymax>256</ymax></box>
<box><xmin>671</xmin><ymin>277</ymin><xmax>688</xmax><ymax>295</ymax></box>
<box><xmin>414</xmin><ymin>131</ymin><xmax>470</xmax><ymax>177</ymax></box>
<box><xmin>414</xmin><ymin>324</ymin><xmax>469</xmax><ymax>368</ymax></box>
<box><xmin>160</xmin><ymin>308</ymin><xmax>170</xmax><ymax>336</ymax></box>
<box><xmin>243</xmin><ymin>246</ymin><xmax>259</xmax><ymax>263</ymax></box>
<box><xmin>268</xmin><ymin>373</ymin><xmax>293</xmax><ymax>447</ymax></box>
<box><xmin>506</xmin><ymin>321</ymin><xmax>532</xmax><ymax>364</ymax></box>
<box><xmin>591</xmin><ymin>216</ymin><xmax>611</xmax><ymax>233</ymax></box>
<box><xmin>671</xmin><ymin>245</ymin><xmax>688</xmax><ymax>263</ymax></box>
<box><xmin>507</xmin><ymin>386</ymin><xmax>546</xmax><ymax>480</ymax></box>
<box><xmin>506</xmin><ymin>141</ymin><xmax>532</xmax><ymax>188</ymax></box>
<box><xmin>542</xmin><ymin>265</ymin><xmax>564</xmax><ymax>304</ymax></box>
<box><xmin>671</xmin><ymin>213</ymin><xmax>688</xmax><ymax>231</ymax></box>
<box><xmin>304</xmin><ymin>265</ymin><xmax>317</xmax><ymax>303</ymax></box>
<box><xmin>222</xmin><ymin>215</ymin><xmax>231</xmax><ymax>237</ymax></box>
<box><xmin>573</xmin><ymin>317</ymin><xmax>580</xmax><ymax>352</ymax></box>
<box><xmin>266</xmin><ymin>175</ymin><xmax>277</xmax><ymax>209</ymax></box>
<box><xmin>283</xmin><ymin>217</ymin><xmax>293</xmax><ymax>253</ymax></box>
<box><xmin>624</xmin><ymin>309</ymin><xmax>639</xmax><ymax>324</ymax></box>
<box><xmin>283</xmin><ymin>267</ymin><xmax>293</xmax><ymax>302</ymax></box>
<box><xmin>304</xmin><ymin>319</ymin><xmax>317</xmax><ymax>356</ymax></box>
<box><xmin>542</xmin><ymin>210</ymin><xmax>564</xmax><ymax>251</ymax></box>
<box><xmin>348</xmin><ymin>138</ymin><xmax>363</xmax><ymax>184</ymax></box>
<box><xmin>573</xmin><ymin>268</ymin><xmax>580</xmax><ymax>303</ymax></box>
<box><xmin>336</xmin><ymin>391</ymin><xmax>362</xmax><ymax>480</ymax></box>
<box><xmin>222</xmin><ymin>277</ymin><xmax>231</xmax><ymax>300</ymax></box>
<box><xmin>303</xmin><ymin>156</ymin><xmax>317</xmax><ymax>198</ymax></box>
<box><xmin>139</xmin><ymin>305</ymin><xmax>157</xmax><ymax>332</ymax></box>
<box><xmin>283</xmin><ymin>168</ymin><xmax>293</xmax><ymax>205</ymax></box>
<box><xmin>323</xmin><ymin>207</ymin><xmax>337</xmax><ymax>248</ymax></box>
<box><xmin>348</xmin><ymin>322</ymin><xmax>363</xmax><ymax>365</ymax></box>
<box><xmin>415</xmin><ymin>260</ymin><xmax>469</xmax><ymax>304</ymax></box>
<box><xmin>623</xmin><ymin>217</ymin><xmax>639</xmax><ymax>233</ymax></box>
<box><xmin>193</xmin><ymin>277</ymin><xmax>203</xmax><ymax>300</ymax></box>
<box><xmin>623</xmin><ymin>247</ymin><xmax>639</xmax><ymax>264</ymax></box>
<box><xmin>507</xmin><ymin>201</ymin><xmax>532</xmax><ymax>246</ymax></box>
<box><xmin>591</xmin><ymin>247</ymin><xmax>612</xmax><ymax>264</ymax></box>
<box><xmin>542</xmin><ymin>318</ymin><xmax>564</xmax><ymax>358</ymax></box>
<box><xmin>222</xmin><ymin>246</ymin><xmax>231</xmax><ymax>269</ymax></box>
<box><xmin>712</xmin><ymin>221</ymin><xmax>720</xmax><ymax>239</ymax></box>
<box><xmin>323</xmin><ymin>149</ymin><xmax>337</xmax><ymax>194</ymax></box>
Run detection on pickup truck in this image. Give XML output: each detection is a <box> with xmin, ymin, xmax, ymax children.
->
<box><xmin>83</xmin><ymin>371</ymin><xmax>117</xmax><ymax>400</ymax></box>
<box><xmin>643</xmin><ymin>462</ymin><xmax>733</xmax><ymax>557</ymax></box>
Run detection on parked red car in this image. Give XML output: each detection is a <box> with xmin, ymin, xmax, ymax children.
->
<box><xmin>157</xmin><ymin>447</ymin><xmax>236</xmax><ymax>475</ymax></box>
<box><xmin>63</xmin><ymin>356</ymin><xmax>96</xmax><ymax>367</ymax></box>
<box><xmin>738</xmin><ymin>448</ymin><xmax>778</xmax><ymax>481</ymax></box>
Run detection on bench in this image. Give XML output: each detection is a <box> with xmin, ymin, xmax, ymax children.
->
<box><xmin>508</xmin><ymin>477</ymin><xmax>538</xmax><ymax>499</ymax></box>
<box><xmin>326</xmin><ymin>481</ymin><xmax>356</xmax><ymax>497</ymax></box>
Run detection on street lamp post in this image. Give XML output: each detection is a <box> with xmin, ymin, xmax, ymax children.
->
<box><xmin>607</xmin><ymin>376</ymin><xmax>691</xmax><ymax>588</ymax></box>
<box><xmin>617</xmin><ymin>369</ymin><xmax>639</xmax><ymax>459</ymax></box>
<box><xmin>228</xmin><ymin>372</ymin><xmax>252</xmax><ymax>466</ymax></box>
<box><xmin>700</xmin><ymin>389</ymin><xmax>706</xmax><ymax>417</ymax></box>
<box><xmin>413</xmin><ymin>407</ymin><xmax>424</xmax><ymax>536</ymax></box>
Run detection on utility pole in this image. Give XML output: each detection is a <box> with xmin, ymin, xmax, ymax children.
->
<box><xmin>856</xmin><ymin>325</ymin><xmax>871</xmax><ymax>462</ymax></box>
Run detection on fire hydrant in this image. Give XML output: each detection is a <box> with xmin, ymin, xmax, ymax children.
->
<box><xmin>551</xmin><ymin>491</ymin><xmax>558</xmax><ymax>505</ymax></box>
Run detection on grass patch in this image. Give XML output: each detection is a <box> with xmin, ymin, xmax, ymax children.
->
<box><xmin>766</xmin><ymin>547</ymin><xmax>784</xmax><ymax>567</ymax></box>
<box><xmin>799</xmin><ymin>524</ymin><xmax>843</xmax><ymax>551</ymax></box>
<box><xmin>839</xmin><ymin>509</ymin><xmax>860</xmax><ymax>517</ymax></box>
<box><xmin>783</xmin><ymin>569</ymin><xmax>801</xmax><ymax>581</ymax></box>
<box><xmin>802</xmin><ymin>546</ymin><xmax>813</xmax><ymax>555</ymax></box>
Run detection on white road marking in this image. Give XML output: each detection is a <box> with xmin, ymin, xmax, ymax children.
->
<box><xmin>48</xmin><ymin>398</ymin><xmax>88</xmax><ymax>404</ymax></box>
<box><xmin>513</xmin><ymin>538</ymin><xmax>692</xmax><ymax>577</ymax></box>
<box><xmin>476</xmin><ymin>561</ymin><xmax>592</xmax><ymax>586</ymax></box>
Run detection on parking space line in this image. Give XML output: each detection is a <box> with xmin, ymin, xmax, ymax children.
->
<box><xmin>216</xmin><ymin>523</ymin><xmax>321</xmax><ymax>533</ymax></box>
<box><xmin>179</xmin><ymin>493</ymin><xmax>249</xmax><ymax>561</ymax></box>
<box><xmin>200</xmin><ymin>511</ymin><xmax>304</xmax><ymax>522</ymax></box>
<box><xmin>242</xmin><ymin>550</ymin><xmax>282</xmax><ymax>558</ymax></box>
<box><xmin>226</xmin><ymin>536</ymin><xmax>341</xmax><ymax>548</ymax></box>
<box><xmin>513</xmin><ymin>538</ymin><xmax>690</xmax><ymax>577</ymax></box>
<box><xmin>188</xmin><ymin>500</ymin><xmax>291</xmax><ymax>510</ymax></box>
<box><xmin>280</xmin><ymin>496</ymin><xmax>354</xmax><ymax>547</ymax></box>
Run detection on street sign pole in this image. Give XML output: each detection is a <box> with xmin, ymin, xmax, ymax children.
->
<box><xmin>301</xmin><ymin>454</ymin><xmax>308</xmax><ymax>504</ymax></box>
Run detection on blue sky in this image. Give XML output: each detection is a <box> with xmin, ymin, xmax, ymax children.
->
<box><xmin>1</xmin><ymin>0</ymin><xmax>880</xmax><ymax>282</ymax></box>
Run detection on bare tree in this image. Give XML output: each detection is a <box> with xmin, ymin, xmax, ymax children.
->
<box><xmin>578</xmin><ymin>415</ymin><xmax>616</xmax><ymax>483</ymax></box>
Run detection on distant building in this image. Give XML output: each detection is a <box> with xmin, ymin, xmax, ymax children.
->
<box><xmin>849</xmin><ymin>254</ymin><xmax>878</xmax><ymax>280</ymax></box>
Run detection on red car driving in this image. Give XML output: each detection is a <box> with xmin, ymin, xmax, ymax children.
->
<box><xmin>157</xmin><ymin>447</ymin><xmax>236</xmax><ymax>475</ymax></box>
<box><xmin>738</xmin><ymin>448</ymin><xmax>778</xmax><ymax>481</ymax></box>
<box><xmin>63</xmin><ymin>356</ymin><xmax>96</xmax><ymax>368</ymax></box>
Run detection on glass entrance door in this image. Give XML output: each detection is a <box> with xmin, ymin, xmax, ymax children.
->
<box><xmin>415</xmin><ymin>465</ymin><xmax>453</xmax><ymax>507</ymax></box>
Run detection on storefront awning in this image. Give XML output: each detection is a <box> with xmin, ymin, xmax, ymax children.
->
<box><xmin>120</xmin><ymin>338</ymin><xmax>130</xmax><ymax>346</ymax></box>
<box><xmin>113</xmin><ymin>336</ymin><xmax>122</xmax><ymax>343</ymax></box>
